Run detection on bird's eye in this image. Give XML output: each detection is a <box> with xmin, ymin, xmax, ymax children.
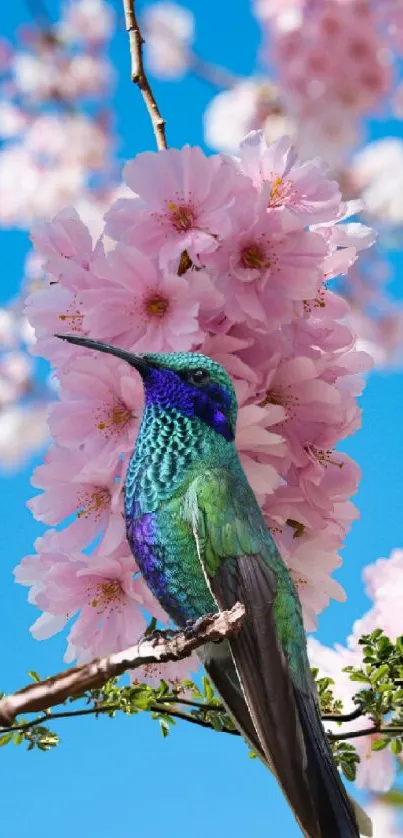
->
<box><xmin>188</xmin><ymin>369</ymin><xmax>209</xmax><ymax>386</ymax></box>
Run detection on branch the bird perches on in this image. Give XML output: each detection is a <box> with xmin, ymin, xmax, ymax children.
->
<box><xmin>0</xmin><ymin>604</ymin><xmax>245</xmax><ymax>727</ymax></box>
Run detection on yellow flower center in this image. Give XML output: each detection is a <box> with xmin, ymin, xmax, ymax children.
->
<box><xmin>259</xmin><ymin>390</ymin><xmax>283</xmax><ymax>407</ymax></box>
<box><xmin>304</xmin><ymin>292</ymin><xmax>326</xmax><ymax>313</ymax></box>
<box><xmin>270</xmin><ymin>176</ymin><xmax>285</xmax><ymax>204</ymax></box>
<box><xmin>145</xmin><ymin>296</ymin><xmax>169</xmax><ymax>318</ymax></box>
<box><xmin>240</xmin><ymin>244</ymin><xmax>270</xmax><ymax>270</ymax></box>
<box><xmin>58</xmin><ymin>298</ymin><xmax>84</xmax><ymax>333</ymax></box>
<box><xmin>166</xmin><ymin>201</ymin><xmax>196</xmax><ymax>232</ymax></box>
<box><xmin>305</xmin><ymin>445</ymin><xmax>344</xmax><ymax>468</ymax></box>
<box><xmin>76</xmin><ymin>487</ymin><xmax>110</xmax><ymax>521</ymax></box>
<box><xmin>95</xmin><ymin>399</ymin><xmax>133</xmax><ymax>440</ymax></box>
<box><xmin>268</xmin><ymin>176</ymin><xmax>295</xmax><ymax>208</ymax></box>
<box><xmin>90</xmin><ymin>579</ymin><xmax>124</xmax><ymax>613</ymax></box>
<box><xmin>259</xmin><ymin>387</ymin><xmax>299</xmax><ymax>411</ymax></box>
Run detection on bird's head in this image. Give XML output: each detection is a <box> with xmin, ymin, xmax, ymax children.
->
<box><xmin>55</xmin><ymin>335</ymin><xmax>238</xmax><ymax>442</ymax></box>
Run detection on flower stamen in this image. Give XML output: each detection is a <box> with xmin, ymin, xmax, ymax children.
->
<box><xmin>95</xmin><ymin>399</ymin><xmax>133</xmax><ymax>440</ymax></box>
<box><xmin>240</xmin><ymin>244</ymin><xmax>271</xmax><ymax>270</ymax></box>
<box><xmin>145</xmin><ymin>296</ymin><xmax>169</xmax><ymax>318</ymax></box>
<box><xmin>76</xmin><ymin>487</ymin><xmax>110</xmax><ymax>521</ymax></box>
<box><xmin>89</xmin><ymin>579</ymin><xmax>124</xmax><ymax>613</ymax></box>
<box><xmin>166</xmin><ymin>201</ymin><xmax>196</xmax><ymax>232</ymax></box>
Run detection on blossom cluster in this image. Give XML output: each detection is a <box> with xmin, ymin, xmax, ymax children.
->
<box><xmin>258</xmin><ymin>0</ymin><xmax>393</xmax><ymax>153</ymax></box>
<box><xmin>0</xmin><ymin>0</ymin><xmax>120</xmax><ymax>467</ymax></box>
<box><xmin>0</xmin><ymin>306</ymin><xmax>50</xmax><ymax>470</ymax></box>
<box><xmin>16</xmin><ymin>130</ymin><xmax>374</xmax><ymax>676</ymax></box>
<box><xmin>309</xmin><ymin>547</ymin><xmax>403</xmax><ymax>793</ymax></box>
<box><xmin>252</xmin><ymin>0</ymin><xmax>403</xmax><ymax>168</ymax></box>
<box><xmin>143</xmin><ymin>1</ymin><xmax>403</xmax><ymax>370</ymax></box>
<box><xmin>0</xmin><ymin>0</ymin><xmax>115</xmax><ymax>225</ymax></box>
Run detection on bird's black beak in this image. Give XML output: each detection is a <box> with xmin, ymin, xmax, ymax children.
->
<box><xmin>55</xmin><ymin>334</ymin><xmax>151</xmax><ymax>375</ymax></box>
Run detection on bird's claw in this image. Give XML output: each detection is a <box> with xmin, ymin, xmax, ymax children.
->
<box><xmin>183</xmin><ymin>612</ymin><xmax>218</xmax><ymax>639</ymax></box>
<box><xmin>143</xmin><ymin>627</ymin><xmax>177</xmax><ymax>646</ymax></box>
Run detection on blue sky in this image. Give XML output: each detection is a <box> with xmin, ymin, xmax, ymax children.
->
<box><xmin>1</xmin><ymin>1</ymin><xmax>403</xmax><ymax>836</ymax></box>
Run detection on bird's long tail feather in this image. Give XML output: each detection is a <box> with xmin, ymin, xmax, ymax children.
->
<box><xmin>205</xmin><ymin>655</ymin><xmax>371</xmax><ymax>837</ymax></box>
<box><xmin>293</xmin><ymin>687</ymin><xmax>365</xmax><ymax>837</ymax></box>
<box><xmin>209</xmin><ymin>554</ymin><xmax>363</xmax><ymax>838</ymax></box>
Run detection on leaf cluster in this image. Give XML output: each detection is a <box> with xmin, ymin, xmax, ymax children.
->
<box><xmin>2</xmin><ymin>629</ymin><xmax>403</xmax><ymax>786</ymax></box>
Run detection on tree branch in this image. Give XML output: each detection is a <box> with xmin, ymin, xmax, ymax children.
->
<box><xmin>329</xmin><ymin>725</ymin><xmax>403</xmax><ymax>741</ymax></box>
<box><xmin>0</xmin><ymin>702</ymin><xmax>241</xmax><ymax>737</ymax></box>
<box><xmin>321</xmin><ymin>707</ymin><xmax>364</xmax><ymax>723</ymax></box>
<box><xmin>0</xmin><ymin>604</ymin><xmax>245</xmax><ymax>728</ymax></box>
<box><xmin>149</xmin><ymin>703</ymin><xmax>239</xmax><ymax>735</ymax></box>
<box><xmin>122</xmin><ymin>0</ymin><xmax>167</xmax><ymax>150</ymax></box>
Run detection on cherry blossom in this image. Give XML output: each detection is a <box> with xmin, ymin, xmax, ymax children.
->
<box><xmin>17</xmin><ymin>535</ymin><xmax>167</xmax><ymax>663</ymax></box>
<box><xmin>28</xmin><ymin>445</ymin><xmax>125</xmax><ymax>551</ymax></box>
<box><xmin>48</xmin><ymin>352</ymin><xmax>143</xmax><ymax>469</ymax></box>
<box><xmin>80</xmin><ymin>245</ymin><xmax>222</xmax><ymax>352</ymax></box>
<box><xmin>105</xmin><ymin>146</ymin><xmax>244</xmax><ymax>268</ymax></box>
<box><xmin>236</xmin><ymin>132</ymin><xmax>342</xmax><ymax>229</ymax></box>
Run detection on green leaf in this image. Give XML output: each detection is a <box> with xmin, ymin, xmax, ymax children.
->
<box><xmin>0</xmin><ymin>733</ymin><xmax>13</xmax><ymax>747</ymax></box>
<box><xmin>27</xmin><ymin>670</ymin><xmax>41</xmax><ymax>683</ymax></box>
<box><xmin>348</xmin><ymin>672</ymin><xmax>369</xmax><ymax>683</ymax></box>
<box><xmin>390</xmin><ymin>738</ymin><xmax>402</xmax><ymax>755</ymax></box>
<box><xmin>341</xmin><ymin>761</ymin><xmax>357</xmax><ymax>782</ymax></box>
<box><xmin>370</xmin><ymin>665</ymin><xmax>390</xmax><ymax>683</ymax></box>
<box><xmin>132</xmin><ymin>690</ymin><xmax>152</xmax><ymax>710</ymax></box>
<box><xmin>202</xmin><ymin>677</ymin><xmax>214</xmax><ymax>702</ymax></box>
<box><xmin>371</xmin><ymin>737</ymin><xmax>390</xmax><ymax>751</ymax></box>
<box><xmin>159</xmin><ymin>720</ymin><xmax>170</xmax><ymax>738</ymax></box>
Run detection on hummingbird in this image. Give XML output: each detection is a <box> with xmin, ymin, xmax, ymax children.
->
<box><xmin>56</xmin><ymin>335</ymin><xmax>368</xmax><ymax>838</ymax></box>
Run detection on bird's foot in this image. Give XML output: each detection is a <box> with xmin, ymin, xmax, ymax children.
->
<box><xmin>143</xmin><ymin>627</ymin><xmax>177</xmax><ymax>646</ymax></box>
<box><xmin>183</xmin><ymin>612</ymin><xmax>219</xmax><ymax>640</ymax></box>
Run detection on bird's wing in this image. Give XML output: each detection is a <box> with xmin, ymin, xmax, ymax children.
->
<box><xmin>182</xmin><ymin>468</ymin><xmax>360</xmax><ymax>838</ymax></box>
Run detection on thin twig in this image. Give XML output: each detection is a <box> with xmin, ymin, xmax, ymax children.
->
<box><xmin>122</xmin><ymin>0</ymin><xmax>167</xmax><ymax>150</ymax></box>
<box><xmin>0</xmin><ymin>702</ymin><xmax>240</xmax><ymax>738</ymax></box>
<box><xmin>321</xmin><ymin>707</ymin><xmax>364</xmax><ymax>723</ymax></box>
<box><xmin>149</xmin><ymin>703</ymin><xmax>239</xmax><ymax>735</ymax></box>
<box><xmin>161</xmin><ymin>696</ymin><xmax>224</xmax><ymax>711</ymax></box>
<box><xmin>0</xmin><ymin>705</ymin><xmax>119</xmax><ymax>734</ymax></box>
<box><xmin>0</xmin><ymin>604</ymin><xmax>245</xmax><ymax>727</ymax></box>
<box><xmin>329</xmin><ymin>725</ymin><xmax>403</xmax><ymax>741</ymax></box>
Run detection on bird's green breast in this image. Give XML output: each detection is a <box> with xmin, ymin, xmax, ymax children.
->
<box><xmin>125</xmin><ymin>405</ymin><xmax>237</xmax><ymax>624</ymax></box>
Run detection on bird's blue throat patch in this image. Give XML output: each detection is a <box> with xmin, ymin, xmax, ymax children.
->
<box><xmin>142</xmin><ymin>365</ymin><xmax>235</xmax><ymax>442</ymax></box>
